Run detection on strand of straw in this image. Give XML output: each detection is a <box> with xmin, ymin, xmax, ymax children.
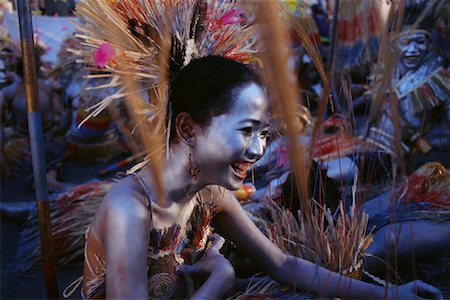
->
<box><xmin>254</xmin><ymin>1</ymin><xmax>310</xmax><ymax>215</ymax></box>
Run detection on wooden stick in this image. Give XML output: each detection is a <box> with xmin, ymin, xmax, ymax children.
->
<box><xmin>16</xmin><ymin>0</ymin><xmax>59</xmax><ymax>298</ymax></box>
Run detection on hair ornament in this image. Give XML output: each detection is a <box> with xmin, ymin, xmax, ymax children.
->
<box><xmin>184</xmin><ymin>38</ymin><xmax>199</xmax><ymax>67</ymax></box>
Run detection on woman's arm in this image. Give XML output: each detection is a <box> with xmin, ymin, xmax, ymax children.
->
<box><xmin>100</xmin><ymin>192</ymin><xmax>151</xmax><ymax>299</ymax></box>
<box><xmin>211</xmin><ymin>187</ymin><xmax>442</xmax><ymax>299</ymax></box>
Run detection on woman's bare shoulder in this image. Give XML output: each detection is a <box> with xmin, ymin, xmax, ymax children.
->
<box><xmin>93</xmin><ymin>176</ymin><xmax>151</xmax><ymax>236</ymax></box>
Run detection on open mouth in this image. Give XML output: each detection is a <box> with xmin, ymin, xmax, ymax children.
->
<box><xmin>404</xmin><ymin>55</ymin><xmax>420</xmax><ymax>64</ymax></box>
<box><xmin>231</xmin><ymin>162</ymin><xmax>252</xmax><ymax>180</ymax></box>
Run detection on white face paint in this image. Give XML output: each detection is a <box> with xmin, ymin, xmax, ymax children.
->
<box><xmin>399</xmin><ymin>31</ymin><xmax>430</xmax><ymax>71</ymax></box>
<box><xmin>193</xmin><ymin>83</ymin><xmax>269</xmax><ymax>190</ymax></box>
<box><xmin>0</xmin><ymin>59</ymin><xmax>5</xmax><ymax>84</ymax></box>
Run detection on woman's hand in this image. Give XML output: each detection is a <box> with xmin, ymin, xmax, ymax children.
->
<box><xmin>392</xmin><ymin>280</ymin><xmax>443</xmax><ymax>300</ymax></box>
<box><xmin>177</xmin><ymin>233</ymin><xmax>235</xmax><ymax>278</ymax></box>
<box><xmin>177</xmin><ymin>233</ymin><xmax>235</xmax><ymax>300</ymax></box>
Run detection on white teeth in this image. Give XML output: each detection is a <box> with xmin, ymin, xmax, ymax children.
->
<box><xmin>232</xmin><ymin>162</ymin><xmax>251</xmax><ymax>174</ymax></box>
<box><xmin>236</xmin><ymin>162</ymin><xmax>246</xmax><ymax>169</ymax></box>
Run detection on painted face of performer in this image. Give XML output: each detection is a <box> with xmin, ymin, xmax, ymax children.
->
<box><xmin>193</xmin><ymin>83</ymin><xmax>269</xmax><ymax>190</ymax></box>
<box><xmin>398</xmin><ymin>31</ymin><xmax>430</xmax><ymax>71</ymax></box>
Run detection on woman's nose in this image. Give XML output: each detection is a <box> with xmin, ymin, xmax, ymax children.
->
<box><xmin>404</xmin><ymin>42</ymin><xmax>418</xmax><ymax>54</ymax></box>
<box><xmin>247</xmin><ymin>135</ymin><xmax>265</xmax><ymax>160</ymax></box>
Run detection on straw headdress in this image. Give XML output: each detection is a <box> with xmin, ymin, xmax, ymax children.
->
<box><xmin>72</xmin><ymin>0</ymin><xmax>259</xmax><ymax>135</ymax></box>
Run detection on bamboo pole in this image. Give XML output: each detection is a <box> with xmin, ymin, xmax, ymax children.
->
<box><xmin>16</xmin><ymin>1</ymin><xmax>59</xmax><ymax>298</ymax></box>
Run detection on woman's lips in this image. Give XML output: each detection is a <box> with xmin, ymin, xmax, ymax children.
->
<box><xmin>231</xmin><ymin>162</ymin><xmax>252</xmax><ymax>179</ymax></box>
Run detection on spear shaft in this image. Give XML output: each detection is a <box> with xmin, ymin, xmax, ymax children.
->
<box><xmin>16</xmin><ymin>1</ymin><xmax>59</xmax><ymax>298</ymax></box>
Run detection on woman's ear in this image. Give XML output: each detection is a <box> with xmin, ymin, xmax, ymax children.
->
<box><xmin>175</xmin><ymin>112</ymin><xmax>195</xmax><ymax>145</ymax></box>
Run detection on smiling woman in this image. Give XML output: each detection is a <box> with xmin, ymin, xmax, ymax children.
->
<box><xmin>73</xmin><ymin>0</ymin><xmax>443</xmax><ymax>299</ymax></box>
<box><xmin>80</xmin><ymin>55</ymin><xmax>443</xmax><ymax>300</ymax></box>
<box><xmin>82</xmin><ymin>56</ymin><xmax>270</xmax><ymax>299</ymax></box>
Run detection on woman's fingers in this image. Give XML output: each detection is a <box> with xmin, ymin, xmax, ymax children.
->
<box><xmin>176</xmin><ymin>234</ymin><xmax>228</xmax><ymax>276</ymax></box>
<box><xmin>414</xmin><ymin>280</ymin><xmax>443</xmax><ymax>300</ymax></box>
<box><xmin>207</xmin><ymin>233</ymin><xmax>225</xmax><ymax>253</ymax></box>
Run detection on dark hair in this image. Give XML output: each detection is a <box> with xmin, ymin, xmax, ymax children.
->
<box><xmin>169</xmin><ymin>56</ymin><xmax>263</xmax><ymax>141</ymax></box>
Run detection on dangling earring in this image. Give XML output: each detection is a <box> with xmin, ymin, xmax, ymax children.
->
<box><xmin>188</xmin><ymin>151</ymin><xmax>200</xmax><ymax>180</ymax></box>
<box><xmin>187</xmin><ymin>138</ymin><xmax>200</xmax><ymax>180</ymax></box>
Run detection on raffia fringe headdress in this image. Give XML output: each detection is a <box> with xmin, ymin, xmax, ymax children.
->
<box><xmin>72</xmin><ymin>0</ymin><xmax>259</xmax><ymax>134</ymax></box>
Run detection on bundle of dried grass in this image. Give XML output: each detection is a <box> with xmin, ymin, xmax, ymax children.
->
<box><xmin>254</xmin><ymin>197</ymin><xmax>372</xmax><ymax>276</ymax></box>
<box><xmin>238</xmin><ymin>194</ymin><xmax>372</xmax><ymax>298</ymax></box>
<box><xmin>14</xmin><ymin>180</ymin><xmax>116</xmax><ymax>273</ymax></box>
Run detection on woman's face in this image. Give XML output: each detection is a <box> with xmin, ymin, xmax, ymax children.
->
<box><xmin>398</xmin><ymin>31</ymin><xmax>430</xmax><ymax>71</ymax></box>
<box><xmin>193</xmin><ymin>83</ymin><xmax>269</xmax><ymax>190</ymax></box>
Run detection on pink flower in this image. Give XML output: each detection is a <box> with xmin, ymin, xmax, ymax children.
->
<box><xmin>94</xmin><ymin>42</ymin><xmax>115</xmax><ymax>68</ymax></box>
<box><xmin>220</xmin><ymin>8</ymin><xmax>246</xmax><ymax>25</ymax></box>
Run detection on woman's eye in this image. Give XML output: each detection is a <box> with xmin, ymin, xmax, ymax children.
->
<box><xmin>240</xmin><ymin>127</ymin><xmax>253</xmax><ymax>136</ymax></box>
<box><xmin>417</xmin><ymin>38</ymin><xmax>426</xmax><ymax>45</ymax></box>
<box><xmin>260</xmin><ymin>130</ymin><xmax>269</xmax><ymax>139</ymax></box>
<box><xmin>399</xmin><ymin>40</ymin><xmax>408</xmax><ymax>47</ymax></box>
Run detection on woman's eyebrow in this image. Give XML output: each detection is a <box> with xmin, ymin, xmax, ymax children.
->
<box><xmin>237</xmin><ymin>120</ymin><xmax>270</xmax><ymax>129</ymax></box>
<box><xmin>239</xmin><ymin>119</ymin><xmax>262</xmax><ymax>125</ymax></box>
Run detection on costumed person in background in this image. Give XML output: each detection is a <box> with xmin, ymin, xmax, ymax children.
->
<box><xmin>0</xmin><ymin>43</ymin><xmax>20</xmax><ymax>88</ymax></box>
<box><xmin>68</xmin><ymin>1</ymin><xmax>442</xmax><ymax>299</ymax></box>
<box><xmin>0</xmin><ymin>48</ymin><xmax>74</xmax><ymax>191</ymax></box>
<box><xmin>55</xmin><ymin>36</ymin><xmax>136</xmax><ymax>162</ymax></box>
<box><xmin>362</xmin><ymin>162</ymin><xmax>450</xmax><ymax>293</ymax></box>
<box><xmin>368</xmin><ymin>6</ymin><xmax>450</xmax><ymax>170</ymax></box>
<box><xmin>360</xmin><ymin>3</ymin><xmax>450</xmax><ymax>292</ymax></box>
<box><xmin>65</xmin><ymin>74</ymin><xmax>128</xmax><ymax>162</ymax></box>
<box><xmin>55</xmin><ymin>35</ymin><xmax>88</xmax><ymax>133</ymax></box>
